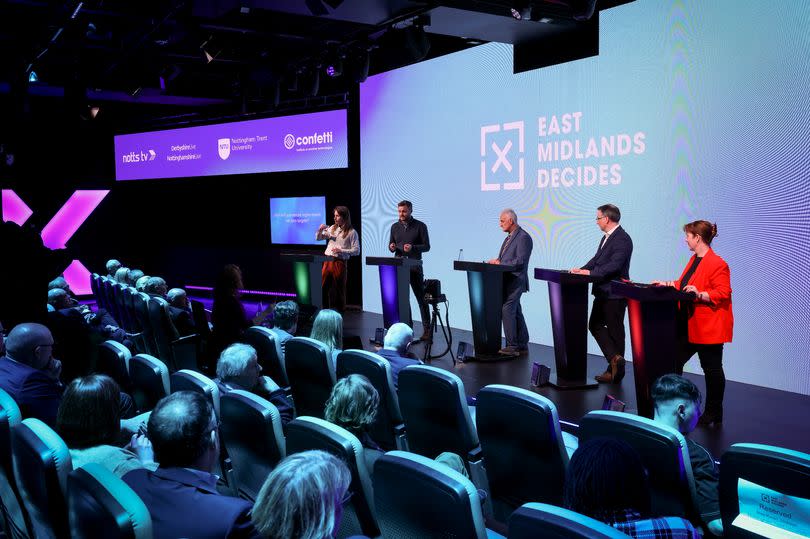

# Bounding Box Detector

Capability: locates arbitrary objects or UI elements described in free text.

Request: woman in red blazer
[653,220,733,426]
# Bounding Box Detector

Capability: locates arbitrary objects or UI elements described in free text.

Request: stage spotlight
[352,50,370,83]
[511,1,532,20]
[89,106,100,119]
[325,57,343,77]
[28,71,38,83]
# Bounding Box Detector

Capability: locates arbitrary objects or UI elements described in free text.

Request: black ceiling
[0,0,633,126]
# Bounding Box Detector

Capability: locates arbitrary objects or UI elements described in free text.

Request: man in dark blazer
[167,288,196,337]
[123,391,259,539]
[488,209,534,356]
[572,204,633,383]
[375,322,422,387]
[0,323,63,426]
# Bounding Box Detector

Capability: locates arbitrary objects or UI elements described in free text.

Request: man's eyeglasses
[595,216,607,221]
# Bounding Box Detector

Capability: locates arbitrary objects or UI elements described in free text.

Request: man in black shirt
[652,374,723,536]
[388,200,431,340]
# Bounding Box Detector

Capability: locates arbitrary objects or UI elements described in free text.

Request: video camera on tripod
[423,279,446,304]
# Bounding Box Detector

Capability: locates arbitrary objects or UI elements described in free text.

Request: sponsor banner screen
[360,0,810,394]
[270,196,326,245]
[114,109,348,181]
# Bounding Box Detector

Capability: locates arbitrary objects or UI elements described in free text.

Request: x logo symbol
[491,140,513,173]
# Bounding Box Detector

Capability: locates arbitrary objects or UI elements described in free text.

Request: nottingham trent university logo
[284,134,295,150]
[218,138,231,160]
[480,121,524,191]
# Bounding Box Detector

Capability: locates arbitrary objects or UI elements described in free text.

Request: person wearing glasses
[652,220,733,426]
[0,322,63,426]
[571,204,633,384]
[123,391,260,539]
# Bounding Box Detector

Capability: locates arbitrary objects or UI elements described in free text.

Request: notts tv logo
[121,149,156,164]
[480,121,524,191]
[283,131,334,150]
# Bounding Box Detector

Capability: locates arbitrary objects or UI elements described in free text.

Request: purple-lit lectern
[366,257,422,328]
[534,269,600,389]
[453,261,521,361]
[280,253,338,309]
[611,281,696,418]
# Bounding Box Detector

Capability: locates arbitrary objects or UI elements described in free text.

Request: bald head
[167,288,188,309]
[145,277,168,297]
[5,323,54,369]
[383,323,414,354]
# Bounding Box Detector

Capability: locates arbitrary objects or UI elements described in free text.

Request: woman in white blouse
[316,205,359,311]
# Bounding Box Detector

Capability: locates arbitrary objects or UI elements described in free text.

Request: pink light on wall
[1,189,33,225]
[40,190,110,249]
[62,260,93,295]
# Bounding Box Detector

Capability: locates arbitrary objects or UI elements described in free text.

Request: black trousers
[410,266,430,332]
[676,341,725,416]
[588,296,627,363]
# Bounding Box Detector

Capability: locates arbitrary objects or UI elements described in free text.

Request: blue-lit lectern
[366,257,422,328]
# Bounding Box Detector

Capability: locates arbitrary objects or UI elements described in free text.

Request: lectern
[534,268,600,389]
[611,281,696,418]
[279,253,337,309]
[453,261,520,361]
[366,257,422,328]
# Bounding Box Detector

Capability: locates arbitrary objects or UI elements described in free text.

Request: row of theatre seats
[16,331,798,539]
[90,273,209,373]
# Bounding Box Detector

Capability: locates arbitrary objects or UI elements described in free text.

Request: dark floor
[341,311,810,459]
[190,296,810,459]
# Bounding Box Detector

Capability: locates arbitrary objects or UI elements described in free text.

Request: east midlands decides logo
[480,121,525,192]
[283,131,334,150]
[121,149,156,163]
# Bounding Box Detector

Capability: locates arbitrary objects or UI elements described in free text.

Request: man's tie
[597,234,607,252]
[499,232,514,259]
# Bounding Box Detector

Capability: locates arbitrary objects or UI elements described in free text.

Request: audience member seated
[57,374,156,477]
[166,287,196,337]
[135,275,150,293]
[212,264,272,357]
[324,374,383,470]
[129,269,145,285]
[309,309,344,364]
[114,267,131,285]
[652,374,722,536]
[215,343,294,427]
[324,373,468,482]
[48,288,128,344]
[375,322,421,388]
[48,275,78,300]
[564,437,700,539]
[0,322,63,426]
[106,259,122,279]
[144,276,168,298]
[251,450,350,539]
[123,391,259,539]
[270,300,298,355]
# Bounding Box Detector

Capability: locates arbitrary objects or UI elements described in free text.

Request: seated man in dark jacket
[214,343,294,427]
[123,392,259,539]
[375,322,421,388]
[0,322,63,426]
[167,287,196,337]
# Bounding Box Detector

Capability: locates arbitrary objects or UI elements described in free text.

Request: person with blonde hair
[310,309,343,362]
[252,450,351,539]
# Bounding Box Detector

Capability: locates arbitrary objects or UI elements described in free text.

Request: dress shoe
[498,346,520,356]
[611,355,627,384]
[595,370,613,383]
